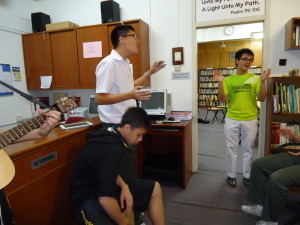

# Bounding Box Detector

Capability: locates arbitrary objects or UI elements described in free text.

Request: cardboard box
[46,21,79,31]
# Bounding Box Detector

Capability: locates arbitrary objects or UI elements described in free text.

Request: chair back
[205,97,218,108]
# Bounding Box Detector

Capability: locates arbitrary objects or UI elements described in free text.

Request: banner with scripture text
[196,0,265,22]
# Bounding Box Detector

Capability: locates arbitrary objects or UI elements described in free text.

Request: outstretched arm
[14,110,61,143]
[277,128,300,156]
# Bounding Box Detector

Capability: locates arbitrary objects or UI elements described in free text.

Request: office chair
[274,143,300,225]
[204,96,225,124]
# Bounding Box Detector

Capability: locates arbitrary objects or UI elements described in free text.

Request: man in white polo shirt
[95,24,166,127]
[95,24,165,225]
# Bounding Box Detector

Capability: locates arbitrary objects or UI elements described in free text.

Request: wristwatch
[144,72,150,79]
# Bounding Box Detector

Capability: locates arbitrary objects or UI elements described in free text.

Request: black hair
[235,48,254,67]
[235,48,254,60]
[110,24,135,48]
[120,107,151,129]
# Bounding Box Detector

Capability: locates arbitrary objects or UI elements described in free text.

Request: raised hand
[261,68,271,81]
[213,69,224,83]
[277,128,296,140]
[149,60,166,75]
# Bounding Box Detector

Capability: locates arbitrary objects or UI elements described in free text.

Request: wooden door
[76,25,110,89]
[49,30,80,89]
[22,33,53,90]
[107,20,149,82]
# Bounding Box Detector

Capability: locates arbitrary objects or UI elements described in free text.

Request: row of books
[271,122,300,147]
[166,111,192,120]
[199,89,218,94]
[273,82,300,113]
[199,67,261,76]
[199,83,218,88]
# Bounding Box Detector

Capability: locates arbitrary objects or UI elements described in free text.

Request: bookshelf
[265,77,300,155]
[285,17,300,50]
[198,67,262,107]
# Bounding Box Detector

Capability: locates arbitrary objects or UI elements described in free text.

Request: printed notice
[172,72,190,80]
[83,41,102,58]
[196,0,265,22]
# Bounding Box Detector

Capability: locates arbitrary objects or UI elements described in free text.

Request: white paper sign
[196,0,265,22]
[40,76,52,89]
[83,41,102,58]
[172,72,190,80]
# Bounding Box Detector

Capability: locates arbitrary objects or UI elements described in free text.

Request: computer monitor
[139,89,170,116]
[88,95,98,117]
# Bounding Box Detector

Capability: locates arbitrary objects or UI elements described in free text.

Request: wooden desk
[4,117,101,225]
[137,119,192,188]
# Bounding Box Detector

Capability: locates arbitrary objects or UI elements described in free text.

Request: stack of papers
[165,111,192,120]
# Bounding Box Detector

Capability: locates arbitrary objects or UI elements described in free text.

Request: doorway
[196,22,264,174]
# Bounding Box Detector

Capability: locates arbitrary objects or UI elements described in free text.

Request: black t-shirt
[69,128,128,210]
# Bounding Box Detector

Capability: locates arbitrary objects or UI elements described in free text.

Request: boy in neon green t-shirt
[214,48,270,188]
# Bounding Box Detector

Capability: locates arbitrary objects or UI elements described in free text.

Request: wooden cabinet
[22,28,80,90]
[285,17,300,50]
[265,77,300,155]
[5,117,101,225]
[76,25,109,89]
[22,33,53,90]
[50,29,80,89]
[22,19,150,90]
[137,119,192,188]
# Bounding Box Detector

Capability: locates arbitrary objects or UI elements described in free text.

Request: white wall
[0,0,36,129]
[197,22,264,42]
[267,0,300,74]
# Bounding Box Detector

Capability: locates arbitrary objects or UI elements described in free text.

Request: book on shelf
[296,25,300,46]
[273,82,300,113]
[273,95,278,113]
[166,111,192,120]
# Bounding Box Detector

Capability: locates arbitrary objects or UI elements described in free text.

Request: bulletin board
[0,64,14,96]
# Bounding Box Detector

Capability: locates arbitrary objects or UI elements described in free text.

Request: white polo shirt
[96,50,136,124]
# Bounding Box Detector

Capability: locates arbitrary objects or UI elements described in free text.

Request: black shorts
[75,179,155,225]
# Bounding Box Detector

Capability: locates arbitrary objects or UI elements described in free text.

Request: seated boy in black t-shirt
[69,107,165,225]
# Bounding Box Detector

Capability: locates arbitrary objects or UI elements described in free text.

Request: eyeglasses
[122,34,137,40]
[240,57,254,63]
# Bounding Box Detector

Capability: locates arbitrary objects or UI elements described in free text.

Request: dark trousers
[247,153,300,222]
[76,198,117,225]
[0,189,14,225]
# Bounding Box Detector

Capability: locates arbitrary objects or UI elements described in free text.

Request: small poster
[83,41,102,58]
[12,67,21,81]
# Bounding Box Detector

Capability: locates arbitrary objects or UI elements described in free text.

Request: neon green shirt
[223,73,260,121]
